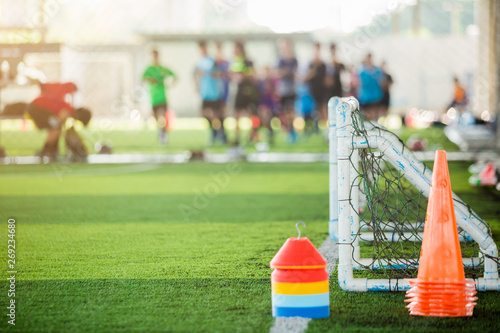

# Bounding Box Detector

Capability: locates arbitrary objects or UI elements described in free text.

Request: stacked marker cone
[405,150,477,317]
[270,237,329,318]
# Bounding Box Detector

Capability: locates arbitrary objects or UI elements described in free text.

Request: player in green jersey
[142,49,177,144]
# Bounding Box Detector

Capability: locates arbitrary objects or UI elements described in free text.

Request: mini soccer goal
[328,97,500,291]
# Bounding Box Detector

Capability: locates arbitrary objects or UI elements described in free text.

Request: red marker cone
[405,150,477,317]
[478,162,497,186]
[270,222,329,318]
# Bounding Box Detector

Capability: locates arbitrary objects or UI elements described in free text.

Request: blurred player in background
[214,42,229,143]
[346,65,359,98]
[305,43,327,128]
[277,39,298,144]
[142,49,177,144]
[295,82,316,136]
[194,41,225,145]
[357,53,383,121]
[380,61,393,117]
[447,76,467,111]
[257,66,278,143]
[27,82,91,161]
[230,41,259,145]
[325,43,345,101]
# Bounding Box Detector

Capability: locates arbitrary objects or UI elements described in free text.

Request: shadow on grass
[0,193,329,224]
[0,278,273,333]
[4,277,499,333]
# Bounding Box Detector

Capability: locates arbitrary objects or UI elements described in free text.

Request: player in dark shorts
[277,39,298,143]
[195,41,225,144]
[215,42,229,143]
[28,82,91,161]
[305,43,327,127]
[357,53,384,121]
[230,42,259,145]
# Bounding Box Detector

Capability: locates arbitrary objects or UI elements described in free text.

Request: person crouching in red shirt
[28,82,91,160]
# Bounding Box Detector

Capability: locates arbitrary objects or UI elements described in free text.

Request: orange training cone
[405,150,477,317]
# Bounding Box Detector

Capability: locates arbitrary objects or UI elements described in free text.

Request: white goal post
[328,97,500,291]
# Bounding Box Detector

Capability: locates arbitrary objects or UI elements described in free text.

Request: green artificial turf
[0,161,499,332]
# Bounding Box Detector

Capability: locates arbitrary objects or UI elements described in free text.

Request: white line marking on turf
[318,236,339,275]
[270,317,311,333]
[2,150,498,166]
[0,164,161,178]
[62,164,162,177]
[269,237,338,333]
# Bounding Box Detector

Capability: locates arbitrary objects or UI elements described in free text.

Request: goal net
[328,97,500,291]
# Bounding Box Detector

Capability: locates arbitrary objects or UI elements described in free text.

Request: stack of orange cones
[405,150,477,317]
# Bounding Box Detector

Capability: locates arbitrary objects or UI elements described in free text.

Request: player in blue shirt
[357,53,384,121]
